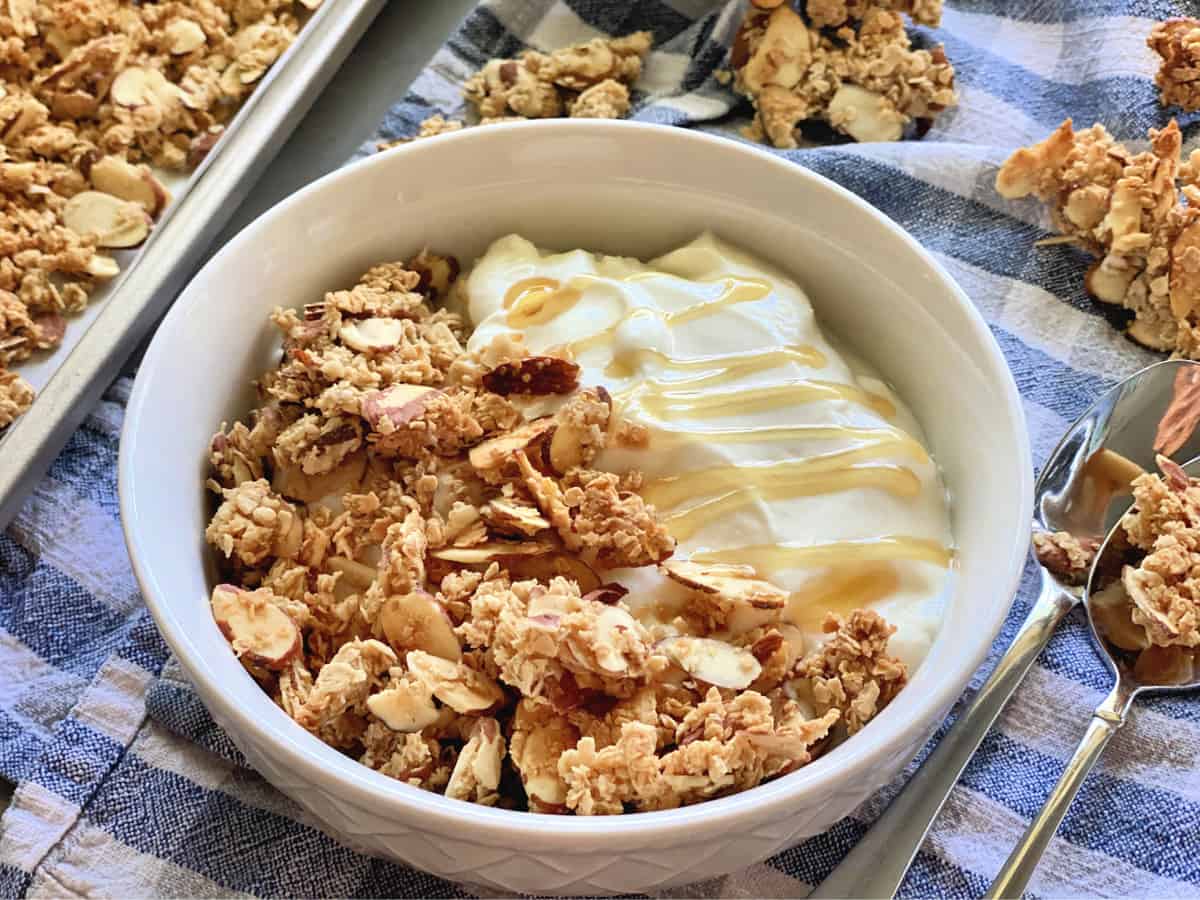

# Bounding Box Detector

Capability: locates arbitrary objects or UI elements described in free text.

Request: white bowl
[120,120,1032,895]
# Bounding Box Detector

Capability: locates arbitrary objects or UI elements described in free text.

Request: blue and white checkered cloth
[4,1,1200,896]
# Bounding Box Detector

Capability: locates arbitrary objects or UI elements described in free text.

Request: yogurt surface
[463,232,953,671]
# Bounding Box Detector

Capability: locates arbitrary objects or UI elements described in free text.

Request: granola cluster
[0,0,320,427]
[731,0,956,148]
[995,119,1200,355]
[205,252,910,813]
[1089,456,1200,685]
[380,31,653,151]
[1148,18,1200,113]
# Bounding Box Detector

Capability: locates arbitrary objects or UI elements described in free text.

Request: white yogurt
[464,233,953,671]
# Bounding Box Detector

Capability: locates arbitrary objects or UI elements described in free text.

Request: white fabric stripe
[930,252,1159,379]
[639,50,691,94]
[940,10,1158,84]
[27,822,250,899]
[8,477,140,614]
[998,665,1200,801]
[0,627,87,739]
[928,84,1054,150]
[481,0,602,48]
[0,783,80,874]
[70,658,153,747]
[928,784,1194,897]
[130,723,308,825]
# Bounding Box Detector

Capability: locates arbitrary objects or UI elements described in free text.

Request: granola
[1148,18,1200,112]
[731,0,956,148]
[0,0,320,427]
[994,118,1200,355]
[206,249,914,813]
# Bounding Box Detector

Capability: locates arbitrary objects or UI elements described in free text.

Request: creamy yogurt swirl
[464,232,953,671]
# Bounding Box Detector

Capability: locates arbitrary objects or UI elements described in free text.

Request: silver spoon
[986,452,1200,897]
[812,358,1200,899]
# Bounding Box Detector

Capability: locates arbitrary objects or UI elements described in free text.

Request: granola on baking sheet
[0,0,322,428]
[730,0,956,148]
[994,118,1200,356]
[204,250,914,813]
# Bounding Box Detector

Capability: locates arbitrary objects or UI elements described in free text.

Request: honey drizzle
[662,466,921,541]
[643,442,924,509]
[690,536,953,575]
[503,277,583,328]
[626,380,897,420]
[605,344,828,384]
[785,564,902,631]
[650,422,929,462]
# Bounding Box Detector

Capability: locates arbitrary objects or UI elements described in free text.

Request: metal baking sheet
[0,0,385,528]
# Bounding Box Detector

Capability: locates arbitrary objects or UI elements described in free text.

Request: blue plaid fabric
[4,1,1200,896]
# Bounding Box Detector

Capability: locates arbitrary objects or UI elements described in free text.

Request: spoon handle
[809,572,1076,900]
[985,682,1135,898]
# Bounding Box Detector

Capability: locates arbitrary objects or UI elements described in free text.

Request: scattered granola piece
[731,2,956,147]
[994,119,1200,355]
[1032,531,1100,586]
[461,32,651,126]
[794,610,907,734]
[1148,19,1200,112]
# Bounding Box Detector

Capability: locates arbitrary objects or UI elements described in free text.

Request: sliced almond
[581,584,628,605]
[61,191,151,248]
[657,635,762,689]
[468,417,555,471]
[327,555,375,591]
[827,85,904,143]
[591,605,642,674]
[482,497,550,536]
[445,717,504,801]
[366,678,439,732]
[1090,582,1150,652]
[211,584,300,671]
[189,128,224,166]
[84,253,120,280]
[661,559,787,609]
[89,155,170,217]
[407,650,505,714]
[272,448,366,504]
[740,4,810,93]
[1085,261,1135,305]
[111,66,184,111]
[482,356,580,396]
[379,591,461,662]
[1134,644,1196,685]
[502,553,602,593]
[164,19,207,55]
[430,541,555,564]
[339,316,407,353]
[362,383,438,432]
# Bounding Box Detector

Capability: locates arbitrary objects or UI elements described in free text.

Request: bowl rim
[120,118,1033,841]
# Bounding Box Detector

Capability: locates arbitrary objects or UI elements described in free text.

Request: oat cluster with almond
[731,0,956,147]
[0,0,319,428]
[995,119,1200,356]
[1077,457,1200,686]
[204,252,908,813]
